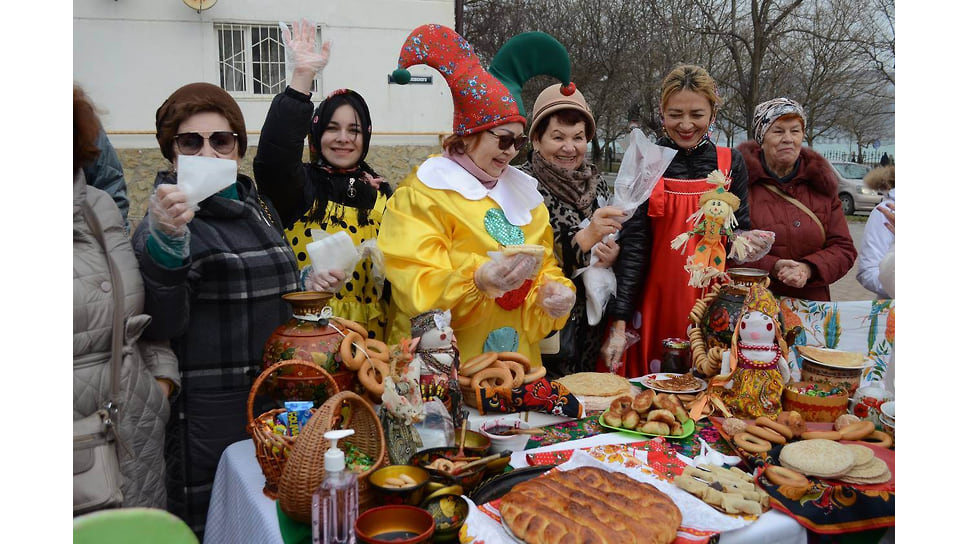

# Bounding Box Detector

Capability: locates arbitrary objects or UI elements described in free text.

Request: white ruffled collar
[415,156,544,226]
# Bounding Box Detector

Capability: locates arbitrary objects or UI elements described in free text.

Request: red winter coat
[737,141,856,301]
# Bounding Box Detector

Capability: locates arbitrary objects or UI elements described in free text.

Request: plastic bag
[412,399,454,450]
[577,129,677,324]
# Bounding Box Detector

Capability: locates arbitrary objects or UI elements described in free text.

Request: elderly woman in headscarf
[131,82,299,536]
[255,20,392,339]
[738,97,857,300]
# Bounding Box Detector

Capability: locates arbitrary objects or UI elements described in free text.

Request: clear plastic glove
[731,229,775,263]
[537,281,575,319]
[147,184,194,259]
[592,238,620,268]
[361,171,384,190]
[474,253,540,298]
[302,266,347,292]
[601,324,627,372]
[281,20,331,74]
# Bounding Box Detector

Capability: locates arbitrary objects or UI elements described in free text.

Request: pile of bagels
[456,351,546,411]
[722,412,893,456]
[721,412,894,495]
[602,389,690,436]
[333,317,391,403]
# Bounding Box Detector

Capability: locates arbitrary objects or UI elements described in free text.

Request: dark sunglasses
[487,130,528,151]
[174,131,238,155]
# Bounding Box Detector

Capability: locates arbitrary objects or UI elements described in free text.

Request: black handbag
[74,201,125,515]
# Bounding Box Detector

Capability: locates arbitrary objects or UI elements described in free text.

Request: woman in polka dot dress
[254,21,391,339]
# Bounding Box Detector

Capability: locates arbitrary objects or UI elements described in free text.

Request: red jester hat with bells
[391,24,576,136]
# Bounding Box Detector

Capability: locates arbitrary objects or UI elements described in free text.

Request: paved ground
[830,216,878,301]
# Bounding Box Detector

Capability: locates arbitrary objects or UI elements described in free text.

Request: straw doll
[718,283,791,419]
[671,170,754,287]
[380,337,425,464]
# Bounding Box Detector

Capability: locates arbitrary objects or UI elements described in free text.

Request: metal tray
[469,465,554,504]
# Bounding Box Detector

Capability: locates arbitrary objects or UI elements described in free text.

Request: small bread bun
[647,409,676,426]
[834,413,861,431]
[603,409,624,427]
[636,420,671,435]
[621,408,640,429]
[632,389,655,414]
[610,395,633,413]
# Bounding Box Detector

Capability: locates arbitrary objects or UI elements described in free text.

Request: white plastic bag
[577,129,678,325]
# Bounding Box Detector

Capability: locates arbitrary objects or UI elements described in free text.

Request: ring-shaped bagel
[460,352,498,377]
[357,360,385,397]
[522,365,547,384]
[471,367,513,390]
[496,351,532,372]
[340,331,367,371]
[333,317,367,338]
[457,374,472,388]
[839,420,876,441]
[733,431,772,453]
[800,430,843,441]
[755,416,794,440]
[859,429,892,448]
[744,423,787,444]
[765,464,810,488]
[364,338,390,363]
[493,360,525,388]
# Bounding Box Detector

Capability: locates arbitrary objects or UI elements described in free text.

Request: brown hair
[530,109,590,142]
[660,64,721,113]
[155,82,247,162]
[442,132,485,155]
[74,85,101,173]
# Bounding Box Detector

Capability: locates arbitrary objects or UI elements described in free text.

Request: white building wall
[73,0,455,148]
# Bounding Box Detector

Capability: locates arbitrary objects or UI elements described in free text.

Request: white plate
[632,373,708,394]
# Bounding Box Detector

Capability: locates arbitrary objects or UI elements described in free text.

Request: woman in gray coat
[74,85,180,510]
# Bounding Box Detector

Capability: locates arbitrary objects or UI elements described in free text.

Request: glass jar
[660,338,691,374]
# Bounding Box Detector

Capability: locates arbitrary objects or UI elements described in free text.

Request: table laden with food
[203,267,894,544]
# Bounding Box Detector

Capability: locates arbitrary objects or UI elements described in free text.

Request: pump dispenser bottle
[312,429,359,544]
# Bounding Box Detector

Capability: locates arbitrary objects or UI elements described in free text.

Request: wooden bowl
[420,493,469,543]
[453,429,491,458]
[408,447,487,491]
[354,505,435,544]
[782,381,849,422]
[368,465,431,507]
[799,354,864,396]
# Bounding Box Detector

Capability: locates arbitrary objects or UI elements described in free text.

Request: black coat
[609,137,751,321]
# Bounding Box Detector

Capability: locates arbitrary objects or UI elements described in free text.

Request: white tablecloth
[204,419,807,543]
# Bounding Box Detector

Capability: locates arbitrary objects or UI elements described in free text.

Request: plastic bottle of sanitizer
[311,429,359,544]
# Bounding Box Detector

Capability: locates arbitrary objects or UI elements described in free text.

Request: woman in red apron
[602,65,752,378]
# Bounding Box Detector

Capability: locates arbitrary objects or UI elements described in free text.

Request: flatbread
[501,244,546,258]
[796,345,866,368]
[846,444,875,466]
[558,372,631,397]
[843,457,889,479]
[779,439,855,478]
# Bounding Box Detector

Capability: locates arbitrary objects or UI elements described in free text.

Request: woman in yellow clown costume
[379,25,576,369]
[254,20,391,339]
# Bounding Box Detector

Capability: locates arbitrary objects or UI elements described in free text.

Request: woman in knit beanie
[131,81,299,538]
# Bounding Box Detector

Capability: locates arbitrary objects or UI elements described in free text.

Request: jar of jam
[660,338,691,374]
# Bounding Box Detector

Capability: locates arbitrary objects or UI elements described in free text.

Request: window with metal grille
[215,23,319,96]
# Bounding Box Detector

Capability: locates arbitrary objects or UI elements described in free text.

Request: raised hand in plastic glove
[730,229,775,263]
[601,322,628,372]
[281,19,331,74]
[537,281,576,319]
[302,266,347,292]
[474,253,540,298]
[147,184,194,259]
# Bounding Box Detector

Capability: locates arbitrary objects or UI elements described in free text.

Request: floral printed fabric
[779,297,895,385]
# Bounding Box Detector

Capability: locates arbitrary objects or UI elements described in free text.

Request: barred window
[215,23,319,96]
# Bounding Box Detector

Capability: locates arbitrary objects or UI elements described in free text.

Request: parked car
[829,161,882,215]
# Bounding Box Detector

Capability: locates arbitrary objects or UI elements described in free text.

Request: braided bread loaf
[499,466,681,544]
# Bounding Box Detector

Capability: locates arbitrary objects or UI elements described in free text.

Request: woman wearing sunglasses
[517,84,625,379]
[131,82,299,537]
[378,25,576,373]
[254,21,392,340]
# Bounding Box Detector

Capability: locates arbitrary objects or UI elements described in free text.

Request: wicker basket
[247,359,339,499]
[278,390,388,523]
